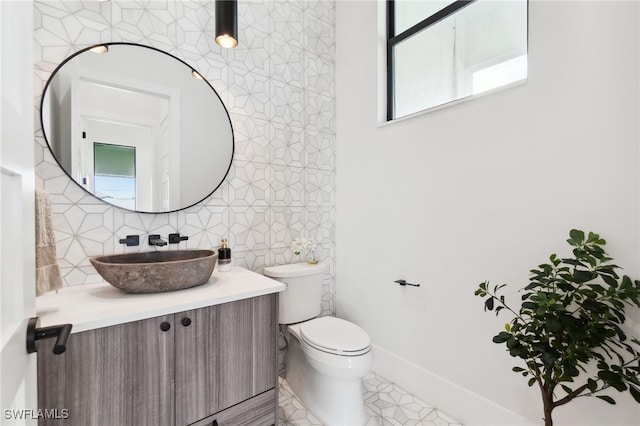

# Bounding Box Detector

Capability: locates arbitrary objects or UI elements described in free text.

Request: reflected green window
[94,143,135,177]
[94,142,136,210]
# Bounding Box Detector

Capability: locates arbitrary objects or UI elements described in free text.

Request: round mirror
[41,42,234,213]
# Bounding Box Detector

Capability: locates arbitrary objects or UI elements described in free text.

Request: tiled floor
[278,372,463,426]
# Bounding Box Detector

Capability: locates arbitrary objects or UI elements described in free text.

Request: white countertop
[36,266,285,333]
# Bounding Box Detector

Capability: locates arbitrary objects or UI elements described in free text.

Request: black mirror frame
[40,42,234,214]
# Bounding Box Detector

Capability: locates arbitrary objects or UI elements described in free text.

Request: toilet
[264,262,373,426]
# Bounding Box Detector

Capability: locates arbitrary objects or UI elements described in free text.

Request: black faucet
[168,233,189,244]
[118,235,140,246]
[148,234,167,247]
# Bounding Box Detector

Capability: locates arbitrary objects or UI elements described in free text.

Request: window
[93,143,137,210]
[387,0,528,120]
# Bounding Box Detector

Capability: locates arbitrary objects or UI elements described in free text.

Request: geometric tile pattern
[278,373,464,426]
[33,0,336,317]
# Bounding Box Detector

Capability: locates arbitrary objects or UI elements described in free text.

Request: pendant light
[89,44,109,54]
[215,0,238,48]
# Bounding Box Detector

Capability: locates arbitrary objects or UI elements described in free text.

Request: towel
[35,189,63,296]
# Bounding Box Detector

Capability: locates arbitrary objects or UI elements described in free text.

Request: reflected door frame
[73,69,181,211]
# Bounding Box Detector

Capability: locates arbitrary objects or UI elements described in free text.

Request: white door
[0,1,38,424]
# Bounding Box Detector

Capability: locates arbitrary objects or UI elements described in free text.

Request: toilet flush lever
[394,279,420,287]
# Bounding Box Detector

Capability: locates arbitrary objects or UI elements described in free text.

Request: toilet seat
[299,316,371,356]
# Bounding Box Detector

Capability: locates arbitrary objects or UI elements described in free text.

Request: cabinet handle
[181,317,192,327]
[160,322,171,332]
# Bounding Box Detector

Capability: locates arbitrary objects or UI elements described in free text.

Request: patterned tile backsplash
[33,0,336,316]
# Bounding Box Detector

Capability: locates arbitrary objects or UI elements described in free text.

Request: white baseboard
[371,344,535,426]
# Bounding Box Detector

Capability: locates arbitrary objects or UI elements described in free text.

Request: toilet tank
[263,262,329,324]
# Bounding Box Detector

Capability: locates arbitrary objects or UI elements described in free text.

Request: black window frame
[386,0,476,121]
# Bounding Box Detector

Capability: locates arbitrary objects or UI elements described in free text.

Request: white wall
[336,1,640,425]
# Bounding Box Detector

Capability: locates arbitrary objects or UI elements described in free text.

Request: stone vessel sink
[90,250,218,294]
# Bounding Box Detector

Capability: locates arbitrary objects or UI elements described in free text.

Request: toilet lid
[300,316,371,356]
[263,262,328,278]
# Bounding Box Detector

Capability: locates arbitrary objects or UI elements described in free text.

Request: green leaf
[528,377,537,387]
[493,332,511,344]
[627,375,640,387]
[546,316,562,332]
[613,382,628,392]
[596,395,616,405]
[524,282,539,291]
[598,371,627,391]
[561,384,574,395]
[587,378,598,392]
[573,270,595,283]
[587,231,605,245]
[629,386,640,404]
[583,299,604,312]
[563,258,586,267]
[565,364,580,377]
[569,229,585,246]
[601,274,619,288]
[611,309,626,323]
[598,267,620,278]
[510,346,529,359]
[512,366,526,373]
[484,297,494,311]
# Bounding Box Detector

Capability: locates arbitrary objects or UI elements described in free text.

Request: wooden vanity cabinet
[37,294,278,426]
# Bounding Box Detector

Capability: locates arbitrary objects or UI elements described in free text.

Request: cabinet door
[175,294,277,425]
[37,315,174,426]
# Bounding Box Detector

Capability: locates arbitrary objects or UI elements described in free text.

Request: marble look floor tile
[279,377,324,425]
[278,372,463,426]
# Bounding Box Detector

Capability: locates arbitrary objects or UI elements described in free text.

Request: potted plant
[475,229,640,426]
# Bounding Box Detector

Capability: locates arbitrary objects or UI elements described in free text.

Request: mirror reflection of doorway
[78,78,175,212]
[93,142,136,210]
[83,117,157,211]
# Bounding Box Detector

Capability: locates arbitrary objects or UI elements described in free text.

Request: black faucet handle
[119,235,140,246]
[168,233,189,244]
